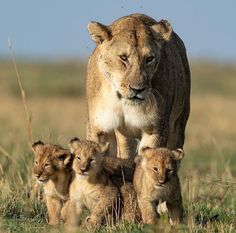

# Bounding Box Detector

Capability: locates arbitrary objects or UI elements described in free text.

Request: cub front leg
[45,196,62,225]
[166,201,183,225]
[87,195,117,227]
[63,200,84,227]
[138,199,158,224]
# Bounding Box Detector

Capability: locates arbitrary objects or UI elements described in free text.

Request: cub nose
[129,85,146,94]
[158,177,166,184]
[80,166,88,172]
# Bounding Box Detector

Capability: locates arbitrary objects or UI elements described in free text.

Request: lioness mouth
[130,96,145,101]
[116,91,145,101]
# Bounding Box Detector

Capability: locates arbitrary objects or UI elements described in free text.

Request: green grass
[0,59,235,232]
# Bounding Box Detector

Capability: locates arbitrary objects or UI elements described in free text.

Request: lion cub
[32,141,73,225]
[133,147,184,225]
[62,138,119,227]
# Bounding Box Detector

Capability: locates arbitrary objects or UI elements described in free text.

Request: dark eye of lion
[77,156,81,161]
[89,158,94,163]
[58,154,66,161]
[120,54,128,62]
[44,163,50,168]
[166,169,173,176]
[146,56,154,64]
[153,167,158,173]
[34,161,38,165]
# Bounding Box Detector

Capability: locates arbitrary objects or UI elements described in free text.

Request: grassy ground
[0,60,235,232]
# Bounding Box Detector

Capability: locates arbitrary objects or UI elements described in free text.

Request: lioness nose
[129,85,146,93]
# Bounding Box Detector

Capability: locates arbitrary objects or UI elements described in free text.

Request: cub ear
[87,21,111,44]
[139,146,153,159]
[69,137,80,153]
[98,142,110,156]
[151,19,173,42]
[31,140,44,154]
[57,150,72,166]
[134,155,143,164]
[171,148,184,161]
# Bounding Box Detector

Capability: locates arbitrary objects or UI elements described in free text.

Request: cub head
[137,147,184,187]
[69,137,109,176]
[88,14,172,103]
[32,140,73,184]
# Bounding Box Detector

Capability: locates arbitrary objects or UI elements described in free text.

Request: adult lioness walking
[86,14,190,159]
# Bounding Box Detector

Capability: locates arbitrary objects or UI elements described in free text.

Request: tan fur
[32,141,73,225]
[133,147,184,225]
[62,139,119,228]
[86,13,190,159]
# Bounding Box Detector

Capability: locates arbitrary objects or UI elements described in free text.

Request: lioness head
[137,147,184,187]
[69,138,109,176]
[32,141,73,184]
[88,14,172,102]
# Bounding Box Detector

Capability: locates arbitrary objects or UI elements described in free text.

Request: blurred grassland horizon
[0,59,235,232]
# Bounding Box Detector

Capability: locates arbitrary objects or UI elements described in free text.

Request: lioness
[86,13,190,159]
[32,141,73,225]
[133,147,184,225]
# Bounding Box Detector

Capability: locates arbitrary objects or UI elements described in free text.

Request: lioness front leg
[138,199,158,224]
[138,132,162,154]
[115,129,137,159]
[45,196,62,225]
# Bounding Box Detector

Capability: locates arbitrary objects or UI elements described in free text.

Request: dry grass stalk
[8,38,34,146]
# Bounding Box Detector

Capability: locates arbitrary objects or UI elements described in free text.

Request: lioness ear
[69,137,80,153]
[171,148,184,161]
[151,19,173,41]
[87,21,111,44]
[31,140,44,155]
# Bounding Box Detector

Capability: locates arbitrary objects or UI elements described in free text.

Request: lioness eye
[34,161,38,165]
[89,158,94,163]
[44,163,50,168]
[120,54,128,62]
[146,56,154,64]
[153,167,158,173]
[77,156,81,161]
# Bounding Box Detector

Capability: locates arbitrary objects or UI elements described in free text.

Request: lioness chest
[92,89,157,134]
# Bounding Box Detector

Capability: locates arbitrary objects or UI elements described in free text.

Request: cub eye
[146,56,154,65]
[120,54,128,62]
[89,158,94,163]
[44,163,50,168]
[77,156,81,161]
[58,154,66,161]
[153,167,158,173]
[34,161,38,165]
[167,169,173,176]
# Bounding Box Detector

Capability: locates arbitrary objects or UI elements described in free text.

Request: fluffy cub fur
[133,147,184,225]
[32,141,73,225]
[62,138,119,227]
